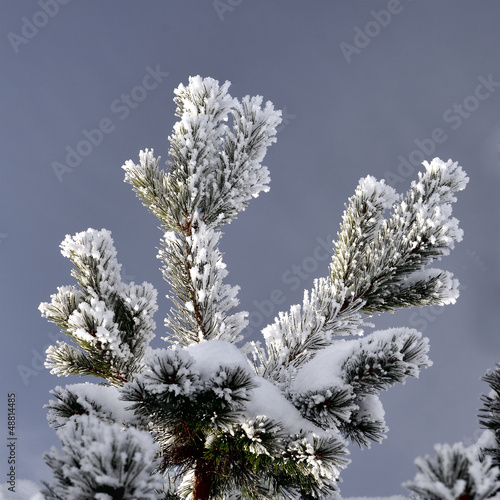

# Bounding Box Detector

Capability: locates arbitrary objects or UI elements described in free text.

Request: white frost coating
[45,414,163,500]
[401,158,469,256]
[356,175,398,210]
[405,440,500,500]
[473,428,497,452]
[60,228,123,294]
[39,284,84,317]
[403,268,460,305]
[186,340,327,436]
[47,383,135,428]
[67,298,131,359]
[359,327,432,376]
[40,228,158,375]
[170,77,235,207]
[137,348,200,398]
[257,277,365,384]
[294,328,430,397]
[123,148,157,174]
[161,219,248,343]
[164,76,282,227]
[422,158,470,200]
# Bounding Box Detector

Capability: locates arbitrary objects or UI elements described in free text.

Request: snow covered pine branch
[403,363,500,499]
[38,76,468,499]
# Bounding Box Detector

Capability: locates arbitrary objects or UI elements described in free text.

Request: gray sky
[1,1,500,497]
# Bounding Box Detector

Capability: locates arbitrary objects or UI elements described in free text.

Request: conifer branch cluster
[404,364,500,499]
[39,76,468,499]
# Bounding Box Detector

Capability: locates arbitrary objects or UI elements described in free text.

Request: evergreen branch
[41,75,469,499]
[330,176,398,290]
[478,364,500,468]
[123,78,280,352]
[291,387,356,430]
[45,341,129,386]
[256,277,365,383]
[123,150,177,231]
[45,386,104,429]
[160,220,247,345]
[338,404,388,449]
[340,159,468,314]
[40,229,158,385]
[253,159,466,388]
[404,442,500,500]
[120,347,259,479]
[342,328,431,396]
[45,383,136,430]
[289,329,430,447]
[166,77,235,228]
[42,415,163,500]
[205,95,281,227]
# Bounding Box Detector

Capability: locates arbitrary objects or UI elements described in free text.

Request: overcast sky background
[1,1,500,497]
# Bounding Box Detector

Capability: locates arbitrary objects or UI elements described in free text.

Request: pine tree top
[40,76,468,500]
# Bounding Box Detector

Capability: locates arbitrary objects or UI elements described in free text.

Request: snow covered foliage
[404,363,500,499]
[291,328,431,448]
[39,76,468,499]
[253,158,467,388]
[479,364,500,470]
[42,415,163,500]
[159,221,248,345]
[45,382,138,430]
[39,228,157,385]
[403,438,500,499]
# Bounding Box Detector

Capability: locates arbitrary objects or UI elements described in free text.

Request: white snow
[292,340,356,393]
[247,376,322,435]
[186,340,328,436]
[48,382,136,428]
[356,394,385,423]
[186,339,252,375]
